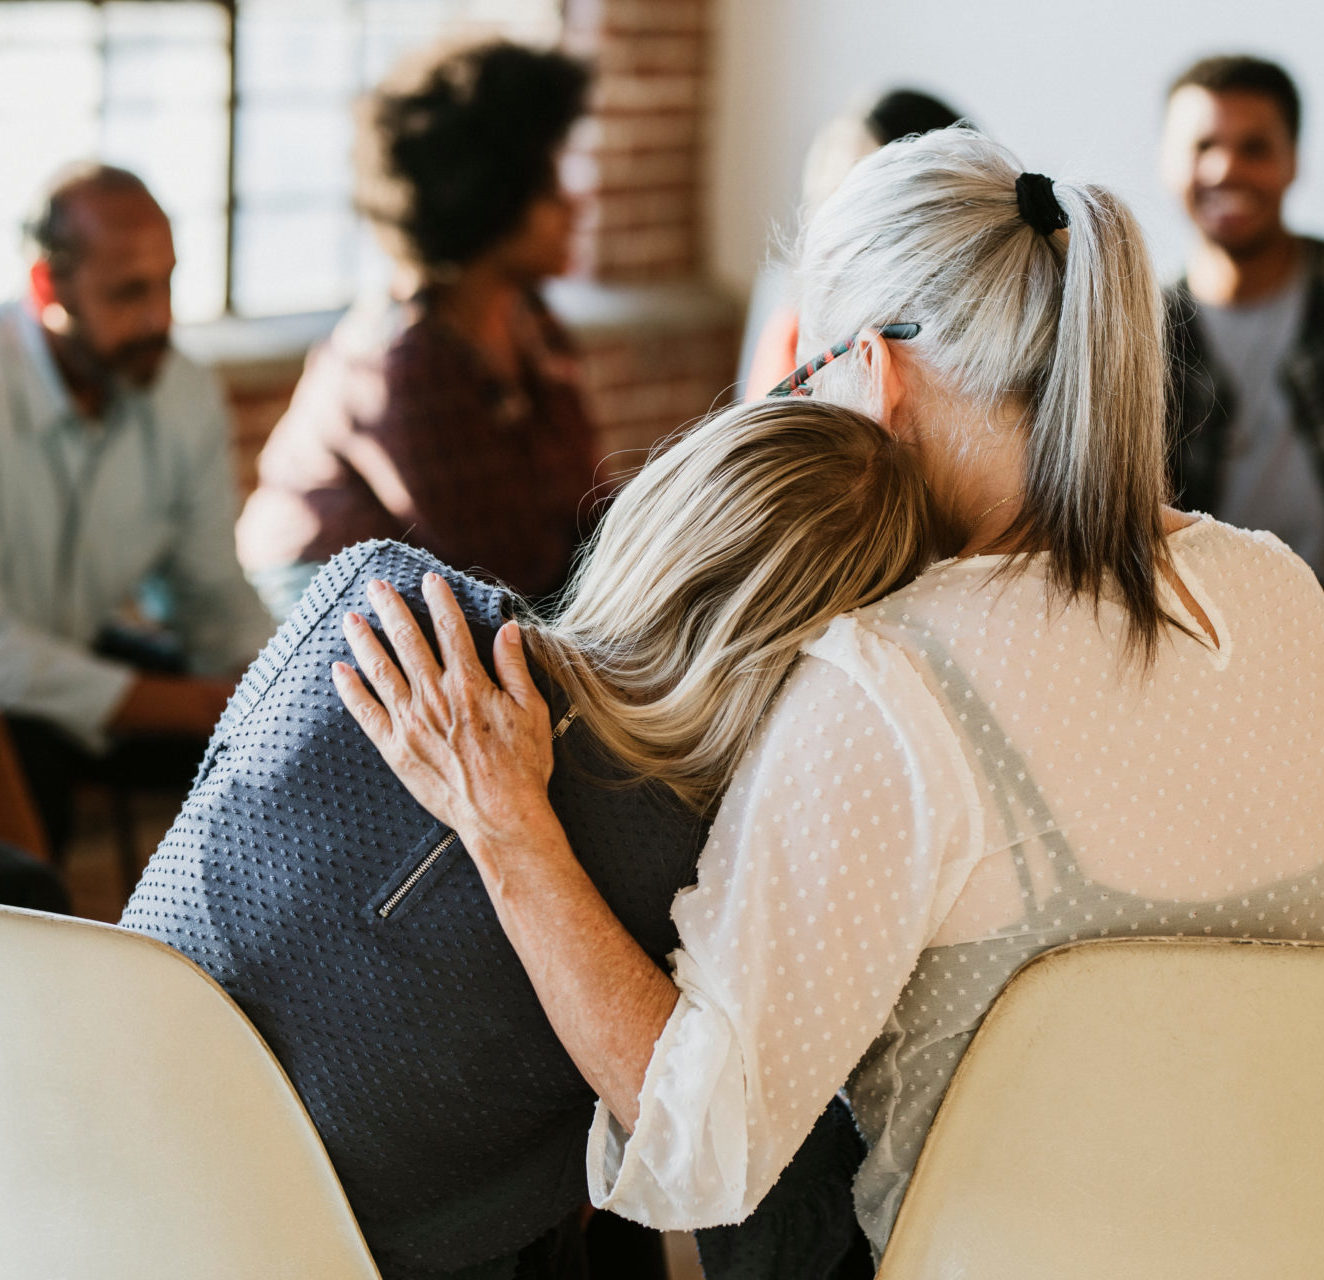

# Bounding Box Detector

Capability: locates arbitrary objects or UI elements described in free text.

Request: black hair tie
[1015,171,1068,235]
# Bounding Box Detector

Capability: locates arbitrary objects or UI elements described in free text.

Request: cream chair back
[877,936,1324,1280]
[0,904,381,1279]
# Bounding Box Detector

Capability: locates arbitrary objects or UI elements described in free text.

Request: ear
[29,259,73,335]
[28,259,56,310]
[856,328,911,435]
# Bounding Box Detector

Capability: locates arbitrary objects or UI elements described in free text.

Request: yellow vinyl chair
[0,904,381,1279]
[876,936,1324,1280]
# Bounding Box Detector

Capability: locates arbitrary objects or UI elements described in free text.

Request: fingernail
[367,579,385,596]
[345,611,363,626]
[331,661,349,677]
[424,572,440,586]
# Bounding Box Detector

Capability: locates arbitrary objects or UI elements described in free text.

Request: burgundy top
[237,289,599,600]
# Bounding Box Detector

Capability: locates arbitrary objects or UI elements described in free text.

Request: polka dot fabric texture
[587,518,1324,1255]
[122,540,708,1279]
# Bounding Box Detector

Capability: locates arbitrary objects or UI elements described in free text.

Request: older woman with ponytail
[337,129,1324,1257]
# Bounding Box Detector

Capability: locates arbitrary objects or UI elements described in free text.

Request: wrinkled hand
[332,574,555,853]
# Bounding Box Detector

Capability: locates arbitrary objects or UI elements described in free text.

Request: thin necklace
[973,494,1015,524]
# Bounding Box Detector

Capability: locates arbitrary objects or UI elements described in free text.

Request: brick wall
[576,312,737,480]
[219,0,738,497]
[229,385,294,497]
[561,0,737,473]
[562,0,708,282]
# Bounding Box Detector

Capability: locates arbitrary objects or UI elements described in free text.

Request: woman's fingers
[331,660,394,745]
[422,573,487,681]
[366,578,444,689]
[333,572,559,841]
[494,620,546,715]
[341,609,412,707]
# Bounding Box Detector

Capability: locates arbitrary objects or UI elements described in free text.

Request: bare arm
[332,574,676,1128]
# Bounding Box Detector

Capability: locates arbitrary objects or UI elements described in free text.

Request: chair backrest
[877,936,1324,1280]
[0,904,381,1279]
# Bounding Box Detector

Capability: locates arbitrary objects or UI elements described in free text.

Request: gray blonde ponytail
[1024,180,1170,660]
[796,128,1173,661]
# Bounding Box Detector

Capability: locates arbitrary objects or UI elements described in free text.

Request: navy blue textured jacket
[123,541,708,1277]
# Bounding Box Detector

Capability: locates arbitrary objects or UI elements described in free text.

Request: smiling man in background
[1162,55,1324,578]
[0,163,271,856]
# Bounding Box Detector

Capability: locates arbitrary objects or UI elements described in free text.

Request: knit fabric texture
[122,540,707,1278]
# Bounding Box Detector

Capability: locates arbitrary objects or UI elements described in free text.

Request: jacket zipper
[378,830,458,919]
[377,704,579,920]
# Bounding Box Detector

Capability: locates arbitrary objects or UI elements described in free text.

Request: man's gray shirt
[1165,237,1324,581]
[0,301,272,748]
[1196,270,1324,576]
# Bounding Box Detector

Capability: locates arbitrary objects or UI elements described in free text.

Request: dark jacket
[123,541,706,1278]
[1165,236,1324,515]
[124,539,872,1280]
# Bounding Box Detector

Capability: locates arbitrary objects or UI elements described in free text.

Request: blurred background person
[1162,54,1324,578]
[0,163,270,857]
[237,40,600,619]
[739,88,967,399]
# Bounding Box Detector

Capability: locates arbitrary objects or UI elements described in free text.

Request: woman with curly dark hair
[238,41,598,617]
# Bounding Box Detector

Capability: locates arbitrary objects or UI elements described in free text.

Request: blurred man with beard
[0,164,271,856]
[1162,55,1324,578]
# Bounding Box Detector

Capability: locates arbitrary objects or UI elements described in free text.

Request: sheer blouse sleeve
[587,618,985,1228]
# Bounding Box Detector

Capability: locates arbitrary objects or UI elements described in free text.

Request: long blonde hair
[798,128,1173,661]
[524,399,932,812]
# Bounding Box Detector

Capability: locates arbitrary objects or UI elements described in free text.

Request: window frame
[11,0,567,320]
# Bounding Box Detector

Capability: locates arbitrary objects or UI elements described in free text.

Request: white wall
[708,0,1324,296]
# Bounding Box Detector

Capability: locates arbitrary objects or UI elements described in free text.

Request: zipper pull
[551,706,578,740]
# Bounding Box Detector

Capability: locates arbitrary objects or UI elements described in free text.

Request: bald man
[0,164,271,855]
